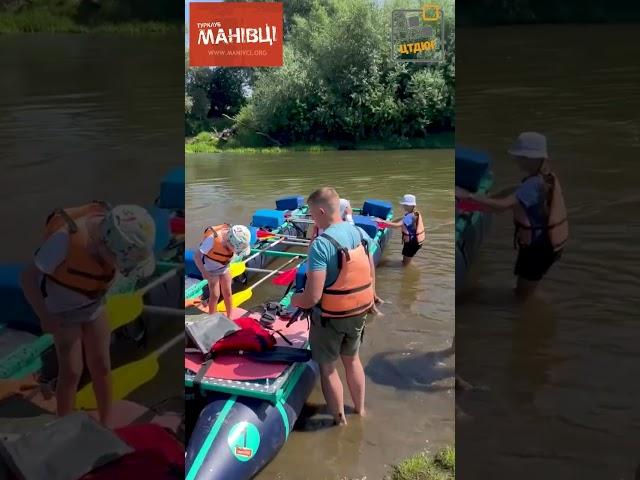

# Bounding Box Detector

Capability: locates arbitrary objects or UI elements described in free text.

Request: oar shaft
[156,332,184,356]
[250,255,301,289]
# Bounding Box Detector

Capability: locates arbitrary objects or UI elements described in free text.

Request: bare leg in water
[319,362,347,426]
[515,277,539,301]
[341,354,366,416]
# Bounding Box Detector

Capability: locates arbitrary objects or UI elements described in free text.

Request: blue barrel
[185,362,318,480]
[251,210,285,230]
[353,215,378,240]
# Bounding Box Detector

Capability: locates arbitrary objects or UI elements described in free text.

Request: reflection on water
[0,34,184,262]
[186,151,455,479]
[457,25,640,479]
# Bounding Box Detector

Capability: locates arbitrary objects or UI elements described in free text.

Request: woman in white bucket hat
[378,193,426,266]
[20,202,156,427]
[456,132,568,299]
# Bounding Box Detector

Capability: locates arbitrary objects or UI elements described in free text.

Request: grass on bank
[386,446,455,480]
[0,9,181,34]
[185,131,454,154]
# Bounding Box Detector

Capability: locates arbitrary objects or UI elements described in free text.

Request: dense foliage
[185,0,455,147]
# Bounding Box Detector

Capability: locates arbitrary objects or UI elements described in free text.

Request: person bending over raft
[292,187,381,426]
[380,194,425,266]
[457,132,568,300]
[20,203,156,427]
[195,223,251,317]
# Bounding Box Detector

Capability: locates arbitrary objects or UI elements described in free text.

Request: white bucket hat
[508,132,548,159]
[101,205,156,280]
[400,194,417,206]
[228,224,252,257]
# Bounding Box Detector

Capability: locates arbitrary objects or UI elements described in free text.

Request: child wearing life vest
[20,203,156,427]
[194,224,251,317]
[456,132,569,299]
[380,194,426,265]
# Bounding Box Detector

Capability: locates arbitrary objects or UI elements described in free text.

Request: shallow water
[186,151,455,479]
[456,25,640,479]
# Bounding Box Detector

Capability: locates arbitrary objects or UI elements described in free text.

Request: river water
[456,25,640,479]
[0,34,184,262]
[186,151,455,479]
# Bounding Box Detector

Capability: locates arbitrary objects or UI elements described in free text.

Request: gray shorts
[309,308,366,364]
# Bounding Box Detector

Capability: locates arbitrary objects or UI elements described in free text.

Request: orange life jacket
[401,211,426,244]
[44,202,116,298]
[319,230,374,319]
[513,173,568,251]
[202,224,234,265]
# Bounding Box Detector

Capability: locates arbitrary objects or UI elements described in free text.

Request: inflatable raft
[184,198,393,480]
[455,147,493,292]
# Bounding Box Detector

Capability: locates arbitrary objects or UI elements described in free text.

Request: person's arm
[488,185,518,199]
[20,262,51,321]
[195,238,213,278]
[291,269,326,309]
[469,192,517,212]
[377,216,404,228]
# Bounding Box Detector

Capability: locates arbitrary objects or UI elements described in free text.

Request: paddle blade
[256,229,276,239]
[106,294,143,332]
[75,354,161,409]
[272,267,297,286]
[217,288,253,312]
[229,261,247,278]
[457,199,486,212]
[376,221,390,229]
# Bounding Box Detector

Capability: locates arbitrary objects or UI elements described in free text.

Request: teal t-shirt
[308,222,374,287]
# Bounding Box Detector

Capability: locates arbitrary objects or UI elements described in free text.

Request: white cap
[228,224,252,257]
[399,194,417,206]
[508,132,548,159]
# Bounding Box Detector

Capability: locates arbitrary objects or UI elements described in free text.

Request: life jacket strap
[323,282,372,295]
[320,302,374,317]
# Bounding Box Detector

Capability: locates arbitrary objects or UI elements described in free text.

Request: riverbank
[0,8,181,33]
[185,132,455,154]
[385,447,455,480]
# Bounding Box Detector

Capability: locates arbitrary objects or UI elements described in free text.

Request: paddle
[217,255,302,312]
[75,332,183,410]
[272,267,298,286]
[456,199,487,212]
[107,267,181,332]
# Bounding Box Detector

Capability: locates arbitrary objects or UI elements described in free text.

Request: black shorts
[402,239,423,258]
[514,243,562,281]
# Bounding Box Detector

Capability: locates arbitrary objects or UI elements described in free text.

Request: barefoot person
[20,203,156,426]
[456,132,568,300]
[194,223,251,317]
[292,187,378,425]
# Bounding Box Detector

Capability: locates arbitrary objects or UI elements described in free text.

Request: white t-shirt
[35,230,108,318]
[199,236,233,274]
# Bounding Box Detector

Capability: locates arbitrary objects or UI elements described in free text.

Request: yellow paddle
[76,333,183,410]
[216,255,302,312]
[107,268,180,332]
